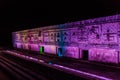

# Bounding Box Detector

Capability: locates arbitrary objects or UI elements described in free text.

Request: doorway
[40,46,44,54]
[82,50,88,60]
[58,48,63,57]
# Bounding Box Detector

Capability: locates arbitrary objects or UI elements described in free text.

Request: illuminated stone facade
[13,14,120,63]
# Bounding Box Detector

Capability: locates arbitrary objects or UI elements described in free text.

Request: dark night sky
[0,0,120,47]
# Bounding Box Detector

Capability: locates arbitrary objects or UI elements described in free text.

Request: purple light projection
[43,45,56,54]
[12,14,120,63]
[89,48,118,63]
[62,47,79,59]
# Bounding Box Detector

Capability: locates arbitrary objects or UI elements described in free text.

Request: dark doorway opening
[82,50,88,60]
[40,46,44,54]
[58,48,63,57]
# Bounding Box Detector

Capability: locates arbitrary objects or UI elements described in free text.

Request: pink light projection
[23,43,29,50]
[87,25,101,44]
[12,14,120,63]
[101,23,118,43]
[29,44,39,51]
[62,47,79,59]
[89,48,118,63]
[16,43,22,49]
[43,45,57,54]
